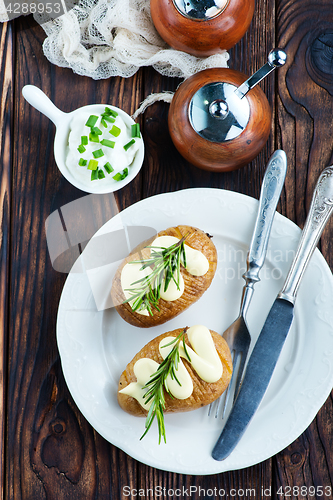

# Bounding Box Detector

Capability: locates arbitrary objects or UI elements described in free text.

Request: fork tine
[233,350,247,402]
[209,349,240,419]
[209,382,231,419]
[221,377,232,419]
[208,390,224,417]
[207,336,249,418]
[213,390,224,418]
[221,349,240,418]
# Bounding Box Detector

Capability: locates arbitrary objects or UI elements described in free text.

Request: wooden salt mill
[150,0,255,56]
[168,49,287,172]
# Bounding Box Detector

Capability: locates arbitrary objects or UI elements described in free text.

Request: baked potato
[118,326,233,417]
[110,225,217,327]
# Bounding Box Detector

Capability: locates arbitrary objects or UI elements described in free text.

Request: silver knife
[212,165,333,461]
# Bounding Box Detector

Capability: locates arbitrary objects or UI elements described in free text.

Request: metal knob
[209,99,229,119]
[268,48,287,68]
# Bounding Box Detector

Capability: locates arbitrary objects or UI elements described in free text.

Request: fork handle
[243,150,287,294]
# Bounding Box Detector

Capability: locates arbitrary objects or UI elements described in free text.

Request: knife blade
[212,165,333,461]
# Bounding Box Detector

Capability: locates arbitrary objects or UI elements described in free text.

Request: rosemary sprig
[140,328,191,443]
[124,234,188,315]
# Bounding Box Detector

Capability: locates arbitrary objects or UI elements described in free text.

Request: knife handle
[243,150,287,289]
[279,166,333,304]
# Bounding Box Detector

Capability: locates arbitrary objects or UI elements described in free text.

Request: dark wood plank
[277,0,333,227]
[274,395,333,500]
[0,20,13,500]
[274,0,333,496]
[7,15,145,499]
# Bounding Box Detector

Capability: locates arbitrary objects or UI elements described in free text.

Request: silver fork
[209,150,287,418]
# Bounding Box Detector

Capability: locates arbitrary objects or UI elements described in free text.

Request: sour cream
[65,107,142,188]
[119,325,222,408]
[121,235,209,315]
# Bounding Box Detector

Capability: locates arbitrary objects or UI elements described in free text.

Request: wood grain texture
[0,20,13,500]
[7,15,144,499]
[274,0,333,497]
[277,0,333,227]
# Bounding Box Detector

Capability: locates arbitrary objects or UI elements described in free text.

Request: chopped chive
[112,173,122,181]
[81,135,88,145]
[98,168,106,179]
[101,118,107,128]
[124,139,135,151]
[91,169,99,181]
[102,115,116,124]
[92,149,104,158]
[100,139,115,148]
[131,123,141,138]
[105,106,118,118]
[109,125,121,137]
[88,159,98,170]
[78,158,87,166]
[89,133,100,143]
[104,162,114,174]
[85,115,98,127]
[91,126,102,136]
[77,144,86,154]
[113,168,128,181]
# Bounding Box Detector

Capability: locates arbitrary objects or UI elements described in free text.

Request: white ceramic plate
[56,188,333,475]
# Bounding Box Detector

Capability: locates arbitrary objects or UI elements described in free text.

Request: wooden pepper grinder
[168,49,287,172]
[150,0,255,56]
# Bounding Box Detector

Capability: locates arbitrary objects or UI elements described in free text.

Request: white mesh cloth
[0,0,229,80]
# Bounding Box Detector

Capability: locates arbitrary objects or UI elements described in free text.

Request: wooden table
[1,1,333,498]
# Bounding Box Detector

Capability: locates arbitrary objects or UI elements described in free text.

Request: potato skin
[118,328,233,416]
[111,225,217,327]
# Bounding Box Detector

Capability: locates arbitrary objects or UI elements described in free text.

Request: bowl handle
[22,85,66,127]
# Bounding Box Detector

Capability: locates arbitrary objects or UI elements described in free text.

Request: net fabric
[34,0,229,80]
[0,1,7,21]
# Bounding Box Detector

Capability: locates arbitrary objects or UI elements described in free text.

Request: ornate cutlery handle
[243,150,287,287]
[279,166,333,304]
[240,150,287,318]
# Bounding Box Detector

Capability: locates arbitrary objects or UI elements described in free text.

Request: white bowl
[22,85,145,194]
